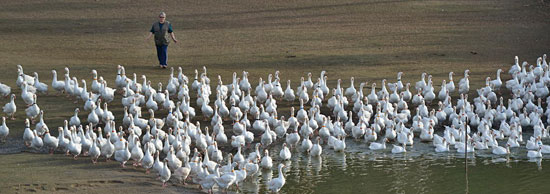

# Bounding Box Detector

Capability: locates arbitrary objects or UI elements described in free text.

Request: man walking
[146,12,178,68]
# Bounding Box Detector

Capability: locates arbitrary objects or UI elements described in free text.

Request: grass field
[0,0,549,193]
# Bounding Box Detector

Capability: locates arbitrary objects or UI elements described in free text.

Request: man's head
[158,12,166,23]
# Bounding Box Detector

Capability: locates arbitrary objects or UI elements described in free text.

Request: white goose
[68,135,82,159]
[174,162,192,185]
[268,164,286,192]
[279,143,292,160]
[492,144,510,155]
[160,159,172,187]
[391,143,406,154]
[283,80,295,101]
[310,137,323,156]
[43,128,58,154]
[345,77,357,98]
[21,82,34,106]
[0,117,8,142]
[91,70,101,93]
[142,146,155,173]
[260,149,273,169]
[333,136,346,152]
[301,135,313,152]
[100,80,116,103]
[3,94,16,120]
[51,70,65,95]
[100,134,115,161]
[25,95,40,122]
[23,119,34,146]
[33,72,48,94]
[527,147,542,158]
[69,108,80,127]
[115,141,131,167]
[89,138,101,163]
[211,168,234,192]
[130,137,144,166]
[458,70,470,94]
[201,99,214,120]
[30,130,43,150]
[491,69,503,90]
[446,72,455,93]
[369,138,387,150]
[0,82,11,97]
[16,65,34,87]
[87,104,99,127]
[34,110,48,136]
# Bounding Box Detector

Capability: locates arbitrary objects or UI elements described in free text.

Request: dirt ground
[0,0,549,193]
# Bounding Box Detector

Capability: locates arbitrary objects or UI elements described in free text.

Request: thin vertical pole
[464,118,469,194]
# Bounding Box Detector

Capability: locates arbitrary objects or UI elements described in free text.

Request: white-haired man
[146,12,178,69]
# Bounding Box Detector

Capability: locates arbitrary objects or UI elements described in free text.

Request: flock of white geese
[0,54,549,193]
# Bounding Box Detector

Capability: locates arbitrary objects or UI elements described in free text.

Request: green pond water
[237,135,550,194]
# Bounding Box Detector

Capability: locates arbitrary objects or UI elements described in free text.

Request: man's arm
[145,32,153,40]
[170,32,178,43]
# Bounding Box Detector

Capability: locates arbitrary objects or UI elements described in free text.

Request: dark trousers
[156,45,168,66]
